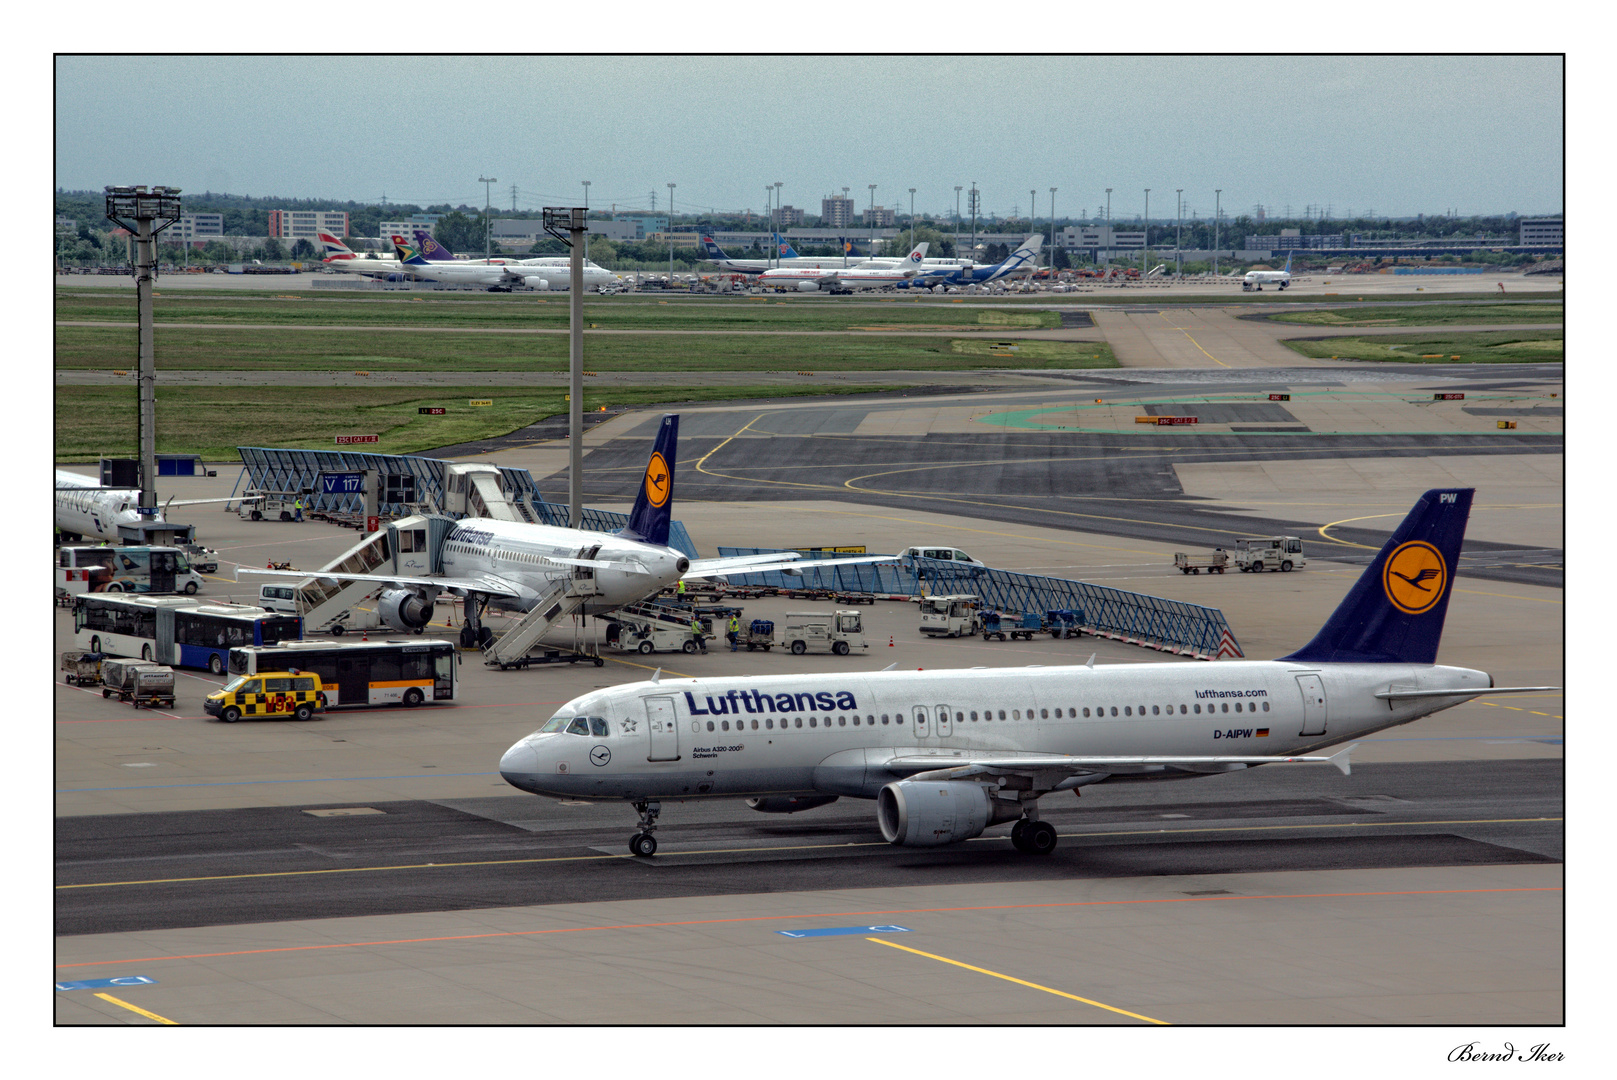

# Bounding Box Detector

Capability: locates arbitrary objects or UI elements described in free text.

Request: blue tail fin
[698,235,731,260]
[1283,252,1293,273]
[619,414,678,548]
[839,237,865,258]
[775,233,800,260]
[1281,488,1474,665]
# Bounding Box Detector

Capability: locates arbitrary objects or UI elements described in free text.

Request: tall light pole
[908,188,916,252]
[105,185,181,515]
[1049,187,1057,270]
[1176,188,1183,277]
[1143,189,1150,276]
[1214,189,1222,277]
[478,175,497,259]
[774,181,783,263]
[765,186,773,267]
[954,185,962,259]
[969,181,978,260]
[667,182,676,280]
[867,184,877,254]
[542,207,587,527]
[581,180,590,260]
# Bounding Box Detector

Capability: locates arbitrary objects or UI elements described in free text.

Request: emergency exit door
[1296,674,1328,736]
[645,696,680,761]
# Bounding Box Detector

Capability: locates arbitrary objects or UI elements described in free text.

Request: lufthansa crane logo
[1383,541,1448,615]
[643,452,671,508]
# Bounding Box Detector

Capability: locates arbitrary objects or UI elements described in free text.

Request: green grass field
[55,326,1117,372]
[1281,330,1563,363]
[1265,303,1562,327]
[54,384,913,462]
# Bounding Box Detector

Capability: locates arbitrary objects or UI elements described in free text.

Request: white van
[257,584,300,614]
[898,546,983,566]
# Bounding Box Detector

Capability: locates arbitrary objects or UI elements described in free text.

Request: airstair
[447,463,531,523]
[616,598,697,633]
[482,580,590,668]
[292,515,455,633]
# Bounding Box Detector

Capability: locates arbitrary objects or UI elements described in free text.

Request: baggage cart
[61,651,105,686]
[1045,609,1085,639]
[982,612,1043,641]
[1174,550,1229,575]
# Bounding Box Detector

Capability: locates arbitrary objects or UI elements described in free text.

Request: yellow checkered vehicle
[205,671,326,723]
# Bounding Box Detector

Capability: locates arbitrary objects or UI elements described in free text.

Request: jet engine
[378,588,434,632]
[746,795,839,814]
[876,780,1021,847]
[796,280,820,292]
[519,276,552,291]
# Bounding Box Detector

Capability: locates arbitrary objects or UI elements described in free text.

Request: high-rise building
[771,205,805,227]
[267,209,350,239]
[1519,217,1563,246]
[821,195,855,228]
[862,206,895,227]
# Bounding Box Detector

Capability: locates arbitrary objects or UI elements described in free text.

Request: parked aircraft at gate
[318,232,406,278]
[500,487,1555,857]
[238,416,890,638]
[55,470,254,541]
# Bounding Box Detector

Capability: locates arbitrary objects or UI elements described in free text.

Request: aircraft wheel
[208,654,224,675]
[1010,819,1031,852]
[222,706,241,724]
[638,641,654,655]
[1024,821,1058,855]
[630,832,658,857]
[478,626,495,649]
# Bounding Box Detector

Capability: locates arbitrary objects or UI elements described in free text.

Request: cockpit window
[540,715,571,733]
[566,717,591,736]
[590,717,609,737]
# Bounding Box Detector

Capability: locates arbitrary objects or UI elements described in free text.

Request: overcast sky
[55,55,1562,221]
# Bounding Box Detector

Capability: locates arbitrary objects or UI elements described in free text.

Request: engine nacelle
[876,780,1021,847]
[378,588,434,631]
[796,280,820,292]
[747,795,839,814]
[521,277,552,291]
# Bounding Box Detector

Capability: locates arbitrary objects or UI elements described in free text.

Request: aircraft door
[913,706,930,739]
[935,703,952,738]
[1296,674,1327,736]
[646,696,680,761]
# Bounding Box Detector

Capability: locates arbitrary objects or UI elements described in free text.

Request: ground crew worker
[727,614,741,651]
[294,496,304,522]
[689,616,707,654]
[676,579,686,599]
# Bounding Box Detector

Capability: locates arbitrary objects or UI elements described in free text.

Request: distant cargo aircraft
[499,486,1556,857]
[1243,252,1293,291]
[905,235,1044,289]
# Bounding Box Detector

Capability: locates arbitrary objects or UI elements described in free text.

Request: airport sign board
[335,435,380,445]
[320,472,365,495]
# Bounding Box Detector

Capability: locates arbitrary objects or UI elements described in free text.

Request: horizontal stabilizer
[1374,685,1559,701]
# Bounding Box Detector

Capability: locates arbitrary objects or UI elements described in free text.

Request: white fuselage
[500,659,1489,802]
[438,517,688,615]
[407,259,616,290]
[324,254,405,276]
[1244,270,1291,286]
[55,470,158,540]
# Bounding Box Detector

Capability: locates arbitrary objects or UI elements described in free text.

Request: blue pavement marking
[57,976,156,991]
[57,772,499,793]
[777,925,912,939]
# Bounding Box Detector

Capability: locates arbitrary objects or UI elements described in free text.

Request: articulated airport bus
[226,639,458,708]
[72,594,302,673]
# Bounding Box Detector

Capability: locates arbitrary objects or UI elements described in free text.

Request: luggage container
[982,611,1043,641]
[1174,549,1229,575]
[100,658,176,709]
[61,651,105,686]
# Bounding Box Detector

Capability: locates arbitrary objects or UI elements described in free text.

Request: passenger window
[970,711,978,721]
[707,721,715,732]
[881,715,889,725]
[1040,709,1048,719]
[1082,708,1089,718]
[1124,707,1131,717]
[810,717,817,728]
[1152,706,1159,715]
[839,717,847,727]
[751,719,759,730]
[1111,707,1118,717]
[1262,701,1270,712]
[591,718,609,736]
[795,718,803,728]
[567,718,591,735]
[1194,705,1201,714]
[1234,702,1242,713]
[1221,703,1229,713]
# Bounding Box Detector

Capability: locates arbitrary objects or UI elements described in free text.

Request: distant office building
[862,206,896,227]
[821,196,855,228]
[1058,225,1143,260]
[56,216,77,233]
[1519,217,1563,246]
[171,214,224,241]
[772,205,806,227]
[267,209,350,239]
[1244,230,1344,251]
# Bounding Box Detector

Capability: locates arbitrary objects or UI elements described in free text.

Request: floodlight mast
[544,207,589,528]
[105,185,182,515]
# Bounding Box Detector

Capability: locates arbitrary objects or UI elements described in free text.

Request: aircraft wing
[235,566,528,599]
[165,495,262,507]
[682,554,898,580]
[880,744,1357,779]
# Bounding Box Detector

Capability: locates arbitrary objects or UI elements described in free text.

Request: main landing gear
[1009,817,1058,854]
[629,800,661,857]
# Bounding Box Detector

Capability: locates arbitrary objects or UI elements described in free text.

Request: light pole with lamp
[1214,189,1222,278]
[667,183,676,281]
[868,184,877,255]
[1175,189,1183,277]
[478,175,497,259]
[954,185,962,259]
[1049,187,1057,270]
[774,181,783,263]
[1143,189,1150,277]
[1105,188,1112,265]
[908,188,916,252]
[581,181,590,261]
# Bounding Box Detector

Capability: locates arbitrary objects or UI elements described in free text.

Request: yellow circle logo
[1382,541,1447,615]
[643,452,671,508]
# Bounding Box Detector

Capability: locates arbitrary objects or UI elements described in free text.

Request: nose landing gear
[629,800,662,856]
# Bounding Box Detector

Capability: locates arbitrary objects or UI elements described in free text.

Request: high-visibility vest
[729,617,739,632]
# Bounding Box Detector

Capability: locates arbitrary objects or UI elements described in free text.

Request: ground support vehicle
[1233,536,1307,573]
[181,542,219,574]
[982,611,1043,641]
[238,491,305,522]
[1046,609,1085,638]
[736,619,775,652]
[610,619,696,656]
[918,595,983,638]
[61,651,104,686]
[205,671,326,723]
[1174,550,1229,575]
[831,591,875,605]
[781,610,868,656]
[100,658,176,709]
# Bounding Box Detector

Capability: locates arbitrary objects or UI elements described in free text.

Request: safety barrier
[715,550,1241,659]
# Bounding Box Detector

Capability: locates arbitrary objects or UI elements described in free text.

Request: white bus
[57,546,205,595]
[72,594,303,672]
[226,639,457,708]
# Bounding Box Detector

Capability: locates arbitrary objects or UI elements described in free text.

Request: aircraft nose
[500,737,540,783]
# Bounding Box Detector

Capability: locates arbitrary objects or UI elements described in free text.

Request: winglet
[650,668,661,684]
[1325,743,1357,777]
[880,662,897,672]
[1085,653,1096,669]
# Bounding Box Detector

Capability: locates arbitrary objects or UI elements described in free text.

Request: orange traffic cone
[888,635,894,647]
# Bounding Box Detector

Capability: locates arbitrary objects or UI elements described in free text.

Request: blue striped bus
[72,594,303,674]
